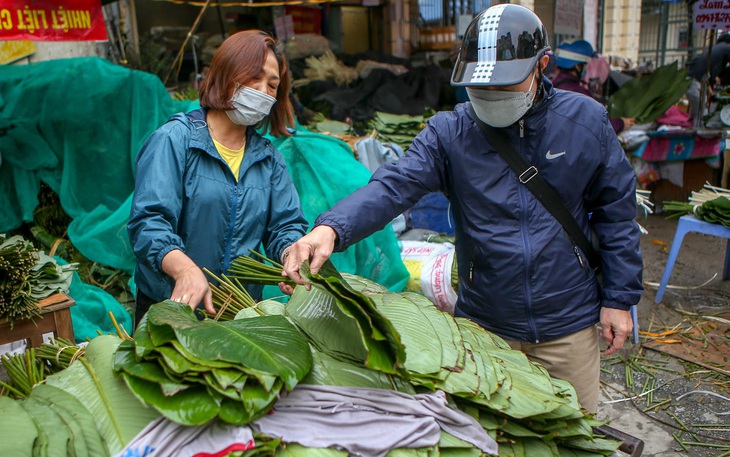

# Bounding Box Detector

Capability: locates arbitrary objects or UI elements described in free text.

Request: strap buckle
[519,166,538,183]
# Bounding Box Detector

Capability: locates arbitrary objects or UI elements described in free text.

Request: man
[686,33,730,121]
[552,39,635,133]
[281,4,643,414]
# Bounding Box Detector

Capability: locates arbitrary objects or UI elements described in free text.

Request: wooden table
[0,293,75,347]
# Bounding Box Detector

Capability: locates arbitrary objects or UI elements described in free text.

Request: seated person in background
[552,39,635,133]
[685,33,730,122]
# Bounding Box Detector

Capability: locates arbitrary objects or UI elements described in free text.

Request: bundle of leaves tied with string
[663,184,730,228]
[0,235,40,324]
[1,234,78,326]
[0,338,84,400]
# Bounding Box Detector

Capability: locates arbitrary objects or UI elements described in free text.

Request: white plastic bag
[400,241,457,314]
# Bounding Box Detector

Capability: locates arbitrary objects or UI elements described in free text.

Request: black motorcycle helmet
[451,4,550,87]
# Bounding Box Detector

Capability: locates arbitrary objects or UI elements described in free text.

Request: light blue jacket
[316,79,643,343]
[129,108,308,302]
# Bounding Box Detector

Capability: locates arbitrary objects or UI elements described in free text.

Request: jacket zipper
[570,237,590,272]
[468,242,475,283]
[518,119,539,343]
[223,185,238,272]
[573,244,586,269]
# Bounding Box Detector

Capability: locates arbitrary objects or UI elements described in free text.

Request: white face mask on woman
[225,86,277,126]
[466,72,537,128]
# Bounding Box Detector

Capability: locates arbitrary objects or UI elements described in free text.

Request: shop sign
[0,0,108,41]
[554,0,583,36]
[692,0,730,30]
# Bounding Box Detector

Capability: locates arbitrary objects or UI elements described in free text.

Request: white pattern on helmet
[471,3,507,84]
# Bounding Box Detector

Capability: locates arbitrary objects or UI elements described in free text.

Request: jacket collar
[181,108,272,162]
[528,75,555,117]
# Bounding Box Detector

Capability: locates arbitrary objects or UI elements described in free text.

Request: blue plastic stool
[654,215,730,303]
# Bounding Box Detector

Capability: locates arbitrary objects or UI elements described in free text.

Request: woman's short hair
[199,30,294,137]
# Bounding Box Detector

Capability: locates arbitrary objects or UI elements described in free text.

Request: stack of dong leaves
[113,304,312,426]
[0,256,622,457]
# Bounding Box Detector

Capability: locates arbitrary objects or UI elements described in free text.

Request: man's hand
[600,307,634,356]
[280,226,337,292]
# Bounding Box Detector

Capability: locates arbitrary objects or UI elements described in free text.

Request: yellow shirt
[212,137,246,181]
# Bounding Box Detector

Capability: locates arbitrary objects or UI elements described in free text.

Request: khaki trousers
[502,325,600,413]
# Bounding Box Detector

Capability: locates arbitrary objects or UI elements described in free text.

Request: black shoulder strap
[467,103,601,271]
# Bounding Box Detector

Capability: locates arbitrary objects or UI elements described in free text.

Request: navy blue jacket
[316,79,643,343]
[129,108,308,303]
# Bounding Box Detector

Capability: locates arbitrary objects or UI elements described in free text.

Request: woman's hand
[171,265,215,315]
[279,226,337,292]
[162,250,215,315]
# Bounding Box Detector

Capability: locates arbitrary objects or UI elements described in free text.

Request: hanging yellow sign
[0,40,36,65]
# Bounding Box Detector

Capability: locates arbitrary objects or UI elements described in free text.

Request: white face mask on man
[226,86,277,126]
[466,71,538,128]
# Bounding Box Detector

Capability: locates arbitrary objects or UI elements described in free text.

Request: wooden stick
[163,0,212,85]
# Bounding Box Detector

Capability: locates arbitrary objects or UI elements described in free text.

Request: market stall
[629,127,726,203]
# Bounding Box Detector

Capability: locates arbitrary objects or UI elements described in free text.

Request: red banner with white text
[0,0,108,41]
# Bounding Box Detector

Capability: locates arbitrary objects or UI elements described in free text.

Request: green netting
[0,56,196,273]
[55,258,134,343]
[0,57,408,334]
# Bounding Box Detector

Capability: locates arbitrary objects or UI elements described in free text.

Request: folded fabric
[634,133,723,162]
[656,105,693,127]
[251,384,498,457]
[116,417,255,457]
[355,137,404,174]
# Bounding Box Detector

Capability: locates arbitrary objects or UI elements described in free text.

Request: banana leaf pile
[226,260,621,456]
[0,259,621,456]
[282,275,618,456]
[607,63,692,124]
[113,301,312,426]
[0,335,159,456]
[27,250,76,300]
[368,111,430,151]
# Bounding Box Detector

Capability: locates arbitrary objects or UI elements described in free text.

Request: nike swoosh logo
[546,150,566,159]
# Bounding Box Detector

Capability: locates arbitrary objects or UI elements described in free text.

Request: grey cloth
[686,79,702,121]
[251,384,498,457]
[115,417,255,457]
[355,137,404,174]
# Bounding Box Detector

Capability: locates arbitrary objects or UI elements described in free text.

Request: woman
[129,30,308,327]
